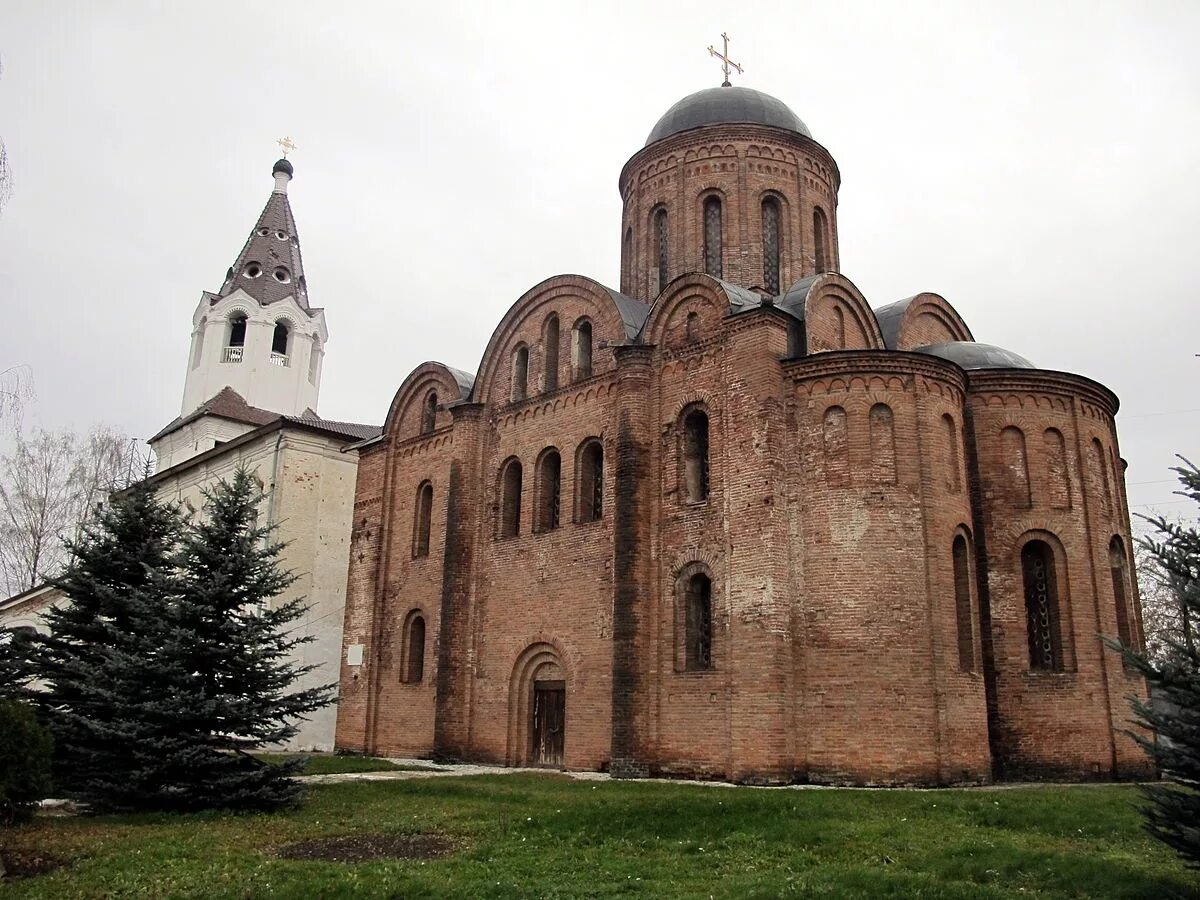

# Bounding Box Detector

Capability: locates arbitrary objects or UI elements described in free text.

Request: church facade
[334,84,1150,784]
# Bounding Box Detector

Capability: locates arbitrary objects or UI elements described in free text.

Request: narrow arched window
[762,196,781,294]
[421,392,438,435]
[686,311,700,343]
[870,403,896,484]
[1109,536,1134,650]
[1001,427,1032,508]
[191,322,206,369]
[621,227,632,292]
[942,414,962,493]
[542,315,559,392]
[682,407,710,503]
[577,439,603,522]
[813,207,829,272]
[1044,428,1071,509]
[685,572,713,671]
[832,305,846,349]
[228,315,247,347]
[536,449,561,532]
[403,613,426,683]
[512,346,529,401]
[1022,539,1064,671]
[703,195,723,277]
[823,406,849,486]
[413,481,433,558]
[499,459,523,537]
[572,319,593,382]
[1090,438,1112,517]
[953,534,975,672]
[272,321,290,356]
[655,207,669,292]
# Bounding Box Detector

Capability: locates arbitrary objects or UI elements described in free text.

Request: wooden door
[532,681,565,767]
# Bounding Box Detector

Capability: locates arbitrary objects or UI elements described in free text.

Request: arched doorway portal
[508,643,567,768]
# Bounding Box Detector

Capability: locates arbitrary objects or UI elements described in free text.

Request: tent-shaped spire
[217,159,308,309]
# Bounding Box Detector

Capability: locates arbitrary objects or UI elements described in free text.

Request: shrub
[0,699,52,825]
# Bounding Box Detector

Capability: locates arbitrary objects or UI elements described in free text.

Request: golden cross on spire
[276,136,297,158]
[707,32,743,87]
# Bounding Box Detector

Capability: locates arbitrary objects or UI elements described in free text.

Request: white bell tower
[180,157,328,419]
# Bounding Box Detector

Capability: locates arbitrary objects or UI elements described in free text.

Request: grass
[251,753,434,776]
[2,774,1197,898]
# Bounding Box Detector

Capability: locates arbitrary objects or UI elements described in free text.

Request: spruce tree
[163,466,333,810]
[1125,457,1200,870]
[31,468,332,813]
[31,476,184,812]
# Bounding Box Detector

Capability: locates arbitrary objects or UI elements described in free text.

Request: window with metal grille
[543,315,559,392]
[512,346,529,401]
[703,196,723,277]
[499,459,522,537]
[536,449,562,531]
[421,392,438,435]
[685,573,713,671]
[402,613,425,683]
[762,197,781,293]
[1109,536,1135,650]
[1022,540,1064,671]
[813,207,829,272]
[578,439,603,522]
[413,481,433,558]
[953,534,975,671]
[655,208,669,292]
[572,319,592,381]
[682,407,710,503]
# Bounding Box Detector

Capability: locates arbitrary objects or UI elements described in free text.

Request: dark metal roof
[603,286,651,340]
[444,366,477,399]
[873,297,913,350]
[149,387,280,443]
[282,415,381,442]
[775,275,822,321]
[915,342,1035,370]
[646,86,812,147]
[272,158,293,177]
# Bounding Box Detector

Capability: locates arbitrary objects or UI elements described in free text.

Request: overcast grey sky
[2,0,1198,520]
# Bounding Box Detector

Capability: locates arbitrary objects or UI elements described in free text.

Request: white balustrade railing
[221,346,243,363]
[270,352,290,367]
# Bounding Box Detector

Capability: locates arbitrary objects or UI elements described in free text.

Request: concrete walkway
[298,760,1148,791]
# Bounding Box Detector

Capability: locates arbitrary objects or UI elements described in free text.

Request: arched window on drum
[1021,539,1066,672]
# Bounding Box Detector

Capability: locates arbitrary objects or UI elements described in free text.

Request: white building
[1,158,377,751]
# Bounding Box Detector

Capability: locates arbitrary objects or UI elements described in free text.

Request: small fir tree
[1124,457,1200,870]
[164,467,333,810]
[0,628,52,825]
[31,476,184,812]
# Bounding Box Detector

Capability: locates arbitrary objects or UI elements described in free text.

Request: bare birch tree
[1137,538,1195,666]
[0,427,138,596]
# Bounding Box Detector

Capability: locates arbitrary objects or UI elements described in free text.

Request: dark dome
[646,86,811,146]
[915,342,1035,370]
[272,158,294,177]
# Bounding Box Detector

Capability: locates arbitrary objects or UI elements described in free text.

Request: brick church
[335,79,1151,784]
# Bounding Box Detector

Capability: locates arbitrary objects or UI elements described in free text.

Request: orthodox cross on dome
[707,32,743,87]
[276,136,298,158]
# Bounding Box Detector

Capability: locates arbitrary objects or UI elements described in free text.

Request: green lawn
[2,775,1196,898]
[252,753,435,775]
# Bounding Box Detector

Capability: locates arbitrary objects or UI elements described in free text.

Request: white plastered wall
[152,425,357,751]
